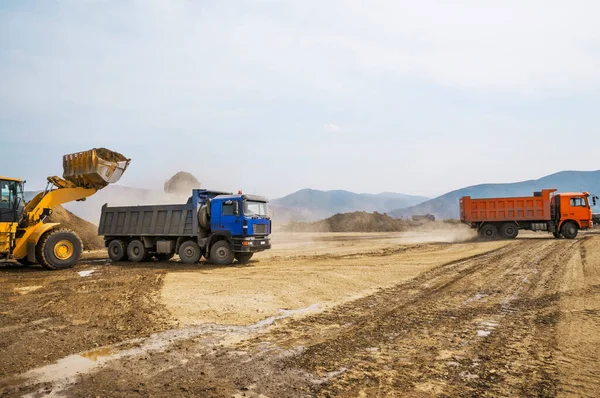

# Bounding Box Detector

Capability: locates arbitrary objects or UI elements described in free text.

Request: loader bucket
[63,148,130,190]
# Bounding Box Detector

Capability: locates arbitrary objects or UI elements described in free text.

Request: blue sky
[2,0,600,198]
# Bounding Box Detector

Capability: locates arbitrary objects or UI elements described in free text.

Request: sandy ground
[1,230,599,397]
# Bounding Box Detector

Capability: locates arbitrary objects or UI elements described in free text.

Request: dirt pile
[283,211,415,232]
[46,205,104,250]
[164,172,201,195]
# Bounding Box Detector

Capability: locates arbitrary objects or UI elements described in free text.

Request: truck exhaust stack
[63,148,130,190]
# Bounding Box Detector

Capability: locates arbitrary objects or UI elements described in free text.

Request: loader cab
[0,178,25,223]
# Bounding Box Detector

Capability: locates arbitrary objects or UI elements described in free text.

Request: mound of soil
[164,172,201,194]
[283,211,415,232]
[46,205,104,250]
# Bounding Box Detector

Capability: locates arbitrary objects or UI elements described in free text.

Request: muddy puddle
[20,304,321,396]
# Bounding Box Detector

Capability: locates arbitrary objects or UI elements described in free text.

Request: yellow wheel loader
[0,148,130,270]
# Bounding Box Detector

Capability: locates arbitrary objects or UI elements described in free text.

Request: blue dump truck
[98,189,271,265]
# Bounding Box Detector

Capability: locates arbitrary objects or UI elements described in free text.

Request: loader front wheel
[37,229,83,270]
[108,240,127,262]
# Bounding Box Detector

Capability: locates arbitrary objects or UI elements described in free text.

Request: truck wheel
[561,222,578,239]
[127,240,149,262]
[235,253,253,264]
[155,253,174,261]
[500,223,519,239]
[107,240,127,262]
[210,241,234,265]
[479,224,498,240]
[36,229,83,270]
[179,241,201,264]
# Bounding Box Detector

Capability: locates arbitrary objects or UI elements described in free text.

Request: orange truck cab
[460,189,597,240]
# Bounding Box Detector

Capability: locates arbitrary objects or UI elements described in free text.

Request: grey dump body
[98,203,196,237]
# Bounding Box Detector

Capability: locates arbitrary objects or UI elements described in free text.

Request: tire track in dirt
[7,237,598,397]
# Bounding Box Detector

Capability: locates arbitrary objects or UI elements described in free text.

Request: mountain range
[270,189,429,221]
[25,169,600,224]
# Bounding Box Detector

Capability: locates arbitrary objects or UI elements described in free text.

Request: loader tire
[16,257,35,266]
[127,240,149,262]
[178,241,201,264]
[36,229,83,270]
[107,240,127,262]
[210,241,234,265]
[561,222,578,239]
[235,253,253,264]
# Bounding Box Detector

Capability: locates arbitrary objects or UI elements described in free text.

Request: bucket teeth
[62,148,130,190]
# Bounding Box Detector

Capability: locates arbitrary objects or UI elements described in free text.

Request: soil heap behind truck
[460,189,596,239]
[99,189,271,265]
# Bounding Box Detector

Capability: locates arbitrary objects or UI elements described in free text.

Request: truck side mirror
[233,201,239,216]
[593,196,598,206]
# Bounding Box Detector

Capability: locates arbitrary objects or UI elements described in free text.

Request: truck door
[568,196,587,223]
[217,200,243,235]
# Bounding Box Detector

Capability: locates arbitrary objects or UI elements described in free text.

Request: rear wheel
[36,229,83,270]
[178,241,201,264]
[210,241,235,265]
[235,253,253,264]
[500,223,519,239]
[479,224,498,240]
[107,240,127,262]
[127,240,149,262]
[561,222,578,239]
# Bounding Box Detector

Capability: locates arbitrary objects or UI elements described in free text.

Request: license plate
[260,241,265,245]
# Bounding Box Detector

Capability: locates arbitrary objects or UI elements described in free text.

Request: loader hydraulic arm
[22,176,98,227]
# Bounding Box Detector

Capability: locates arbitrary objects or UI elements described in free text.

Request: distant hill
[390,170,600,219]
[271,189,429,221]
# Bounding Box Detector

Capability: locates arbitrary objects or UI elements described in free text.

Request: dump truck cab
[551,192,595,231]
[208,194,271,252]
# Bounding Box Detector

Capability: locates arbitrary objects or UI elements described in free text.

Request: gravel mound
[283,211,415,232]
[164,172,201,195]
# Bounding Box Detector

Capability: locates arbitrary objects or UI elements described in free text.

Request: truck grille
[253,224,268,234]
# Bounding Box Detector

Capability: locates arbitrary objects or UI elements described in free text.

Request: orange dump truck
[460,189,597,239]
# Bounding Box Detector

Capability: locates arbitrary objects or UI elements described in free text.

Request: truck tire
[198,205,210,230]
[179,241,201,264]
[235,253,253,264]
[210,241,234,265]
[36,229,83,270]
[127,240,149,262]
[500,223,519,239]
[561,222,578,239]
[155,253,174,261]
[108,240,127,262]
[479,224,498,240]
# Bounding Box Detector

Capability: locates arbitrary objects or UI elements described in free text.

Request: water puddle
[21,303,321,396]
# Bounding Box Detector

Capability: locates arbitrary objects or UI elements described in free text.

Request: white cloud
[323,123,342,133]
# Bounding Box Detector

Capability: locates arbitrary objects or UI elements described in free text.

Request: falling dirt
[1,232,599,397]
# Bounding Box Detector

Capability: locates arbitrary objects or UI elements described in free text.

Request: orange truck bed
[460,189,556,223]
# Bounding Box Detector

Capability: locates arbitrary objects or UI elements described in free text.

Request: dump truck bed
[98,203,196,237]
[460,189,555,223]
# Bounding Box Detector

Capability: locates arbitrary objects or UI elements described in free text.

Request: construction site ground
[1,230,599,397]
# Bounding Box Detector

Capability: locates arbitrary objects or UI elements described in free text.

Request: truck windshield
[243,201,268,217]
